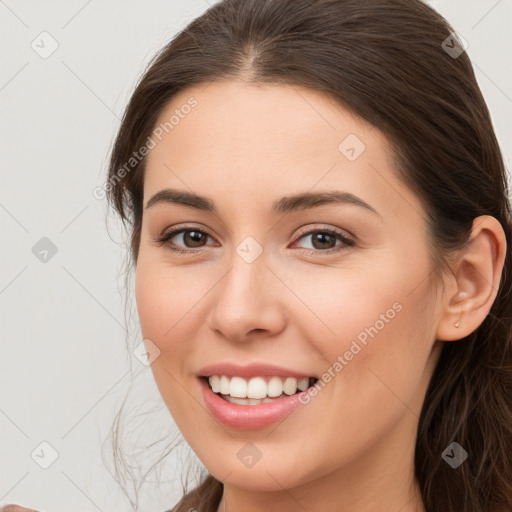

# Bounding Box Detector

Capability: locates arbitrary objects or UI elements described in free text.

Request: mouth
[200,375,320,406]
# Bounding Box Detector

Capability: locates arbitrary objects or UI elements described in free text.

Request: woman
[5,0,511,511]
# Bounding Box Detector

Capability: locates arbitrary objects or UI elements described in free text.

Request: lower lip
[198,377,310,430]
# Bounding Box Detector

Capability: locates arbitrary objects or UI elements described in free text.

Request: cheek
[285,251,435,399]
[135,262,204,427]
[134,263,196,399]
[135,259,206,341]
[278,261,435,462]
[281,258,413,352]
[300,233,432,340]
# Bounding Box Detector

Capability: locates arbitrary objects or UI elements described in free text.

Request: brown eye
[156,227,215,253]
[292,227,355,254]
[180,230,208,248]
[309,232,338,250]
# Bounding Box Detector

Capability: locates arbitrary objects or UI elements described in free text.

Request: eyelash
[155,224,356,256]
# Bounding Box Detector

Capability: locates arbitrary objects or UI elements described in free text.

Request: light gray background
[1,1,511,511]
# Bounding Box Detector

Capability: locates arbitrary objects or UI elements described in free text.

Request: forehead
[143,80,423,220]
[148,80,376,164]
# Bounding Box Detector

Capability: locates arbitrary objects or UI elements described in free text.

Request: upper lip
[197,362,317,379]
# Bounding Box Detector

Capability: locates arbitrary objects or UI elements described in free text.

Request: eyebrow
[145,188,380,216]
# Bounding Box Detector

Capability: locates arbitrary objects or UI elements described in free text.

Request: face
[135,81,444,493]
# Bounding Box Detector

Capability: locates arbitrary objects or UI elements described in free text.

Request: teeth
[224,396,279,406]
[219,375,230,395]
[207,375,313,399]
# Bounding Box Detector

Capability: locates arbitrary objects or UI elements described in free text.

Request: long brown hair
[105,1,512,510]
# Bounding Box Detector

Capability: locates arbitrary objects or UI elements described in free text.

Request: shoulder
[1,507,41,512]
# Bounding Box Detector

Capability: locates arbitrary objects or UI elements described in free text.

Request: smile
[206,375,319,405]
[198,375,320,429]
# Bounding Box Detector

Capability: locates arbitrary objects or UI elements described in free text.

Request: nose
[208,249,287,343]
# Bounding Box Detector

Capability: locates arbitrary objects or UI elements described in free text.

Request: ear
[436,215,507,342]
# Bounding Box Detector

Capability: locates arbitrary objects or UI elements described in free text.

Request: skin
[133,80,506,512]
[0,508,39,512]
[3,82,505,512]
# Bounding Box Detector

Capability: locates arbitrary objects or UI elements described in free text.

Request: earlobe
[436,215,507,342]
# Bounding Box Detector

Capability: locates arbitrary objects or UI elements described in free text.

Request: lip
[198,376,310,430]
[196,362,316,379]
